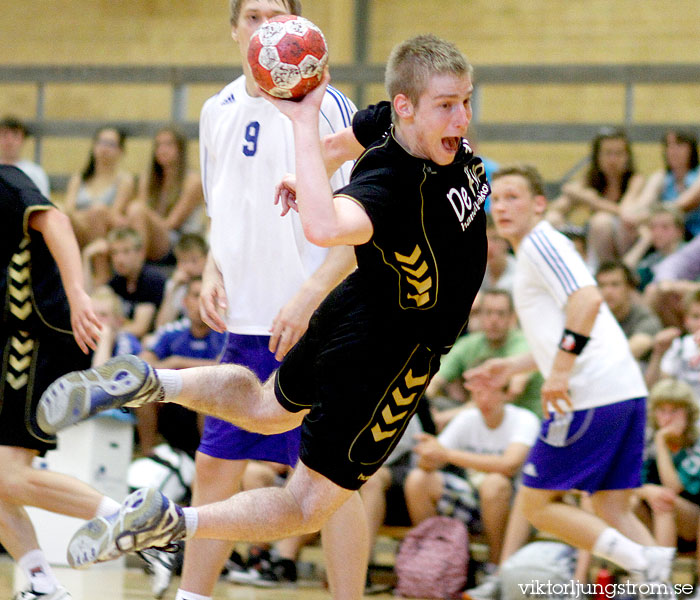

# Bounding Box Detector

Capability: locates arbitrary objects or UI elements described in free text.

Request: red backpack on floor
[394,516,469,599]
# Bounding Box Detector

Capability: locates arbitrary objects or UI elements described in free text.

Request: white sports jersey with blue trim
[514,220,647,409]
[200,76,355,334]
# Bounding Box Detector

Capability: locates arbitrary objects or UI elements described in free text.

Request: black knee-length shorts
[274,300,441,491]
[0,326,90,453]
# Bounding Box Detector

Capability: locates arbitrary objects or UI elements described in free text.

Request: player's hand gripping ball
[247,15,328,99]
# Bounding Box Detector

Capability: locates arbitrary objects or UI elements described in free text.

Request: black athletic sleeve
[0,165,51,233]
[352,101,392,148]
[337,171,396,236]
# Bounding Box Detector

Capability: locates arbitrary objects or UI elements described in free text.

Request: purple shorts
[197,333,301,466]
[521,397,645,494]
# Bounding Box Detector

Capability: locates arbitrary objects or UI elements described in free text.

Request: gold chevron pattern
[393,244,433,308]
[8,238,32,323]
[370,368,429,443]
[6,331,34,390]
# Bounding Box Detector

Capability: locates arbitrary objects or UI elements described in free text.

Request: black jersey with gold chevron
[1,165,72,334]
[335,114,488,352]
[0,166,87,452]
[274,105,488,489]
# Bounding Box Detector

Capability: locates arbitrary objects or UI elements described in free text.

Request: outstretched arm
[28,208,101,353]
[263,72,373,248]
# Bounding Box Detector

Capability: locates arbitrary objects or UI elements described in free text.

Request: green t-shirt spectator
[437,329,543,417]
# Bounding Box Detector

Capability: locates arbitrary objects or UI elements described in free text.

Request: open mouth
[442,137,460,153]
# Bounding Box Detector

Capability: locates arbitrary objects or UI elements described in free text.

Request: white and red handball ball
[247,15,328,99]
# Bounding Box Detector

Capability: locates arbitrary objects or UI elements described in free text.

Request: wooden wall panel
[0,86,38,120]
[43,84,172,120]
[478,85,626,123]
[1,0,355,65]
[368,0,700,65]
[3,0,699,185]
[634,85,700,123]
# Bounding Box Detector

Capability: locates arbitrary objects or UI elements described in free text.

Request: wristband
[559,328,590,355]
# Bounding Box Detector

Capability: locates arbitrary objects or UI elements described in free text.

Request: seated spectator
[127,126,205,262]
[623,204,686,291]
[644,235,700,328]
[63,127,134,244]
[0,115,50,197]
[480,215,517,293]
[90,285,142,366]
[63,126,135,282]
[155,233,208,329]
[88,227,166,339]
[595,261,661,365]
[646,289,700,399]
[546,128,645,266]
[622,130,700,238]
[404,377,540,571]
[138,277,225,456]
[426,289,543,422]
[636,379,700,584]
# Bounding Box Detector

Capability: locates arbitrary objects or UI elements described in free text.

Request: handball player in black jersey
[39,34,490,573]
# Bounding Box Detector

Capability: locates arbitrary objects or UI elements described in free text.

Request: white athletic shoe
[630,546,677,599]
[14,587,72,600]
[139,547,179,599]
[67,488,186,569]
[37,355,163,434]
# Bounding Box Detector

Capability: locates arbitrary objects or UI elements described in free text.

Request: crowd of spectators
[5,111,700,594]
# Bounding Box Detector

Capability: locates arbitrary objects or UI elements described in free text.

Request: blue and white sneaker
[67,488,186,569]
[37,355,163,434]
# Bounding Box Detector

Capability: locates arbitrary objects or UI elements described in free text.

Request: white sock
[592,527,647,571]
[156,369,183,400]
[95,496,121,518]
[175,590,211,600]
[182,506,199,538]
[18,549,59,594]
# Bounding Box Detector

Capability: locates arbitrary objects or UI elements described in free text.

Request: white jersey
[438,404,540,479]
[514,220,647,410]
[439,404,540,455]
[200,76,355,334]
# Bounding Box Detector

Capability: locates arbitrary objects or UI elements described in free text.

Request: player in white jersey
[175,1,363,600]
[465,165,677,597]
[201,72,355,337]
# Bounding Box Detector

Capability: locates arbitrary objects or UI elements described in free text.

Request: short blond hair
[385,34,471,120]
[91,285,124,319]
[229,0,301,24]
[648,378,699,446]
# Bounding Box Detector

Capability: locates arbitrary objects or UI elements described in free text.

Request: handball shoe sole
[67,488,186,569]
[37,355,162,434]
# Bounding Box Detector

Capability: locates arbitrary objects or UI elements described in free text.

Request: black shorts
[0,326,90,453]
[274,291,441,490]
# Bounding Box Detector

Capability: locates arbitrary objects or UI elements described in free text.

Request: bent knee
[479,473,513,501]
